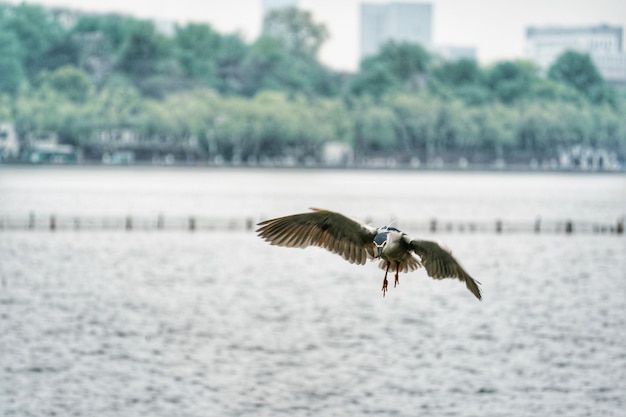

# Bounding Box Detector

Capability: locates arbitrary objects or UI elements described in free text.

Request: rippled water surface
[1,168,625,416]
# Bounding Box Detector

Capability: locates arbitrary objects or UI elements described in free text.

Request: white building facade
[526,25,626,87]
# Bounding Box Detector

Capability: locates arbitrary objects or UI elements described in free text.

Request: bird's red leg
[382,261,390,297]
[394,264,400,288]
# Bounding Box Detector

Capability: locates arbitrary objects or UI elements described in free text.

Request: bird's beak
[377,246,383,258]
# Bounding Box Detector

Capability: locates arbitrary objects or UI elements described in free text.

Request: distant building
[22,132,79,164]
[92,128,203,163]
[262,0,299,16]
[435,45,477,61]
[0,123,20,161]
[526,25,626,87]
[322,142,353,166]
[360,2,433,59]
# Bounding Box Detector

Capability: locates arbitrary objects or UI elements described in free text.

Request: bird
[256,208,481,299]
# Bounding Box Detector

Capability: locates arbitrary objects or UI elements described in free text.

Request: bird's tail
[377,255,422,273]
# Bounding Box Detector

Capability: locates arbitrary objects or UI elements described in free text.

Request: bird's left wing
[409,239,482,300]
[256,208,378,265]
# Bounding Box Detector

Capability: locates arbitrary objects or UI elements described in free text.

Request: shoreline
[1,161,624,174]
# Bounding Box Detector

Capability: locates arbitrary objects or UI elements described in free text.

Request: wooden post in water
[157,214,164,230]
[246,218,254,231]
[430,219,437,233]
[534,218,541,233]
[495,219,502,234]
[617,219,624,235]
[189,217,196,231]
[29,212,35,230]
[50,215,56,231]
[125,216,132,231]
[565,220,573,234]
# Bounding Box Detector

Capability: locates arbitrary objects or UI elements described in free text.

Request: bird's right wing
[409,239,482,300]
[256,208,378,264]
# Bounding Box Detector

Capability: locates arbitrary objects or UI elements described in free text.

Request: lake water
[1,167,625,416]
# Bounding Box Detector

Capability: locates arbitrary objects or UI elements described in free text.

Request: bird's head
[373,231,389,258]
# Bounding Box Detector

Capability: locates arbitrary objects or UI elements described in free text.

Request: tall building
[262,0,299,16]
[526,25,626,87]
[360,2,433,60]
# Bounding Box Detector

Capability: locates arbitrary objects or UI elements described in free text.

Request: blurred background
[1,1,625,416]
[0,0,625,167]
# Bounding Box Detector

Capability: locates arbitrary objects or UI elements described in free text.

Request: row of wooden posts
[0,214,623,234]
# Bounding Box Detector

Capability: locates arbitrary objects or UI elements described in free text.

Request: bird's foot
[382,277,388,297]
[394,273,399,288]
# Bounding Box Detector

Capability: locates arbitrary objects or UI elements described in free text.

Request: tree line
[1,3,625,166]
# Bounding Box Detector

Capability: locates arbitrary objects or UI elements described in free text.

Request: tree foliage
[351,41,430,97]
[0,3,624,166]
[548,50,616,106]
[485,60,539,104]
[549,51,602,94]
[1,4,65,77]
[0,30,23,95]
[174,23,220,84]
[262,7,328,59]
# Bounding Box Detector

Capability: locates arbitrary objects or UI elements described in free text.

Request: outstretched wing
[256,208,378,265]
[409,239,482,300]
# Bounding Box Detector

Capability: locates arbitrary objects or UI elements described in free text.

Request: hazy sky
[7,0,626,71]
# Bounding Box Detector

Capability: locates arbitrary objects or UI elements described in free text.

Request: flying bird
[256,208,481,299]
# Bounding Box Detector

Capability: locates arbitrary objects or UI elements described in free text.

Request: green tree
[432,58,483,86]
[174,23,220,84]
[486,60,538,104]
[529,77,585,104]
[353,41,431,97]
[348,61,400,99]
[370,41,430,87]
[388,94,441,161]
[262,7,328,58]
[548,51,617,106]
[41,33,80,71]
[376,41,430,82]
[548,51,603,96]
[470,104,515,158]
[117,21,171,79]
[257,8,336,96]
[46,65,93,103]
[240,35,289,95]
[0,31,23,95]
[92,78,142,129]
[352,100,398,157]
[213,34,248,94]
[1,4,64,78]
[430,58,489,105]
[73,14,139,50]
[14,84,73,142]
[0,95,12,120]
